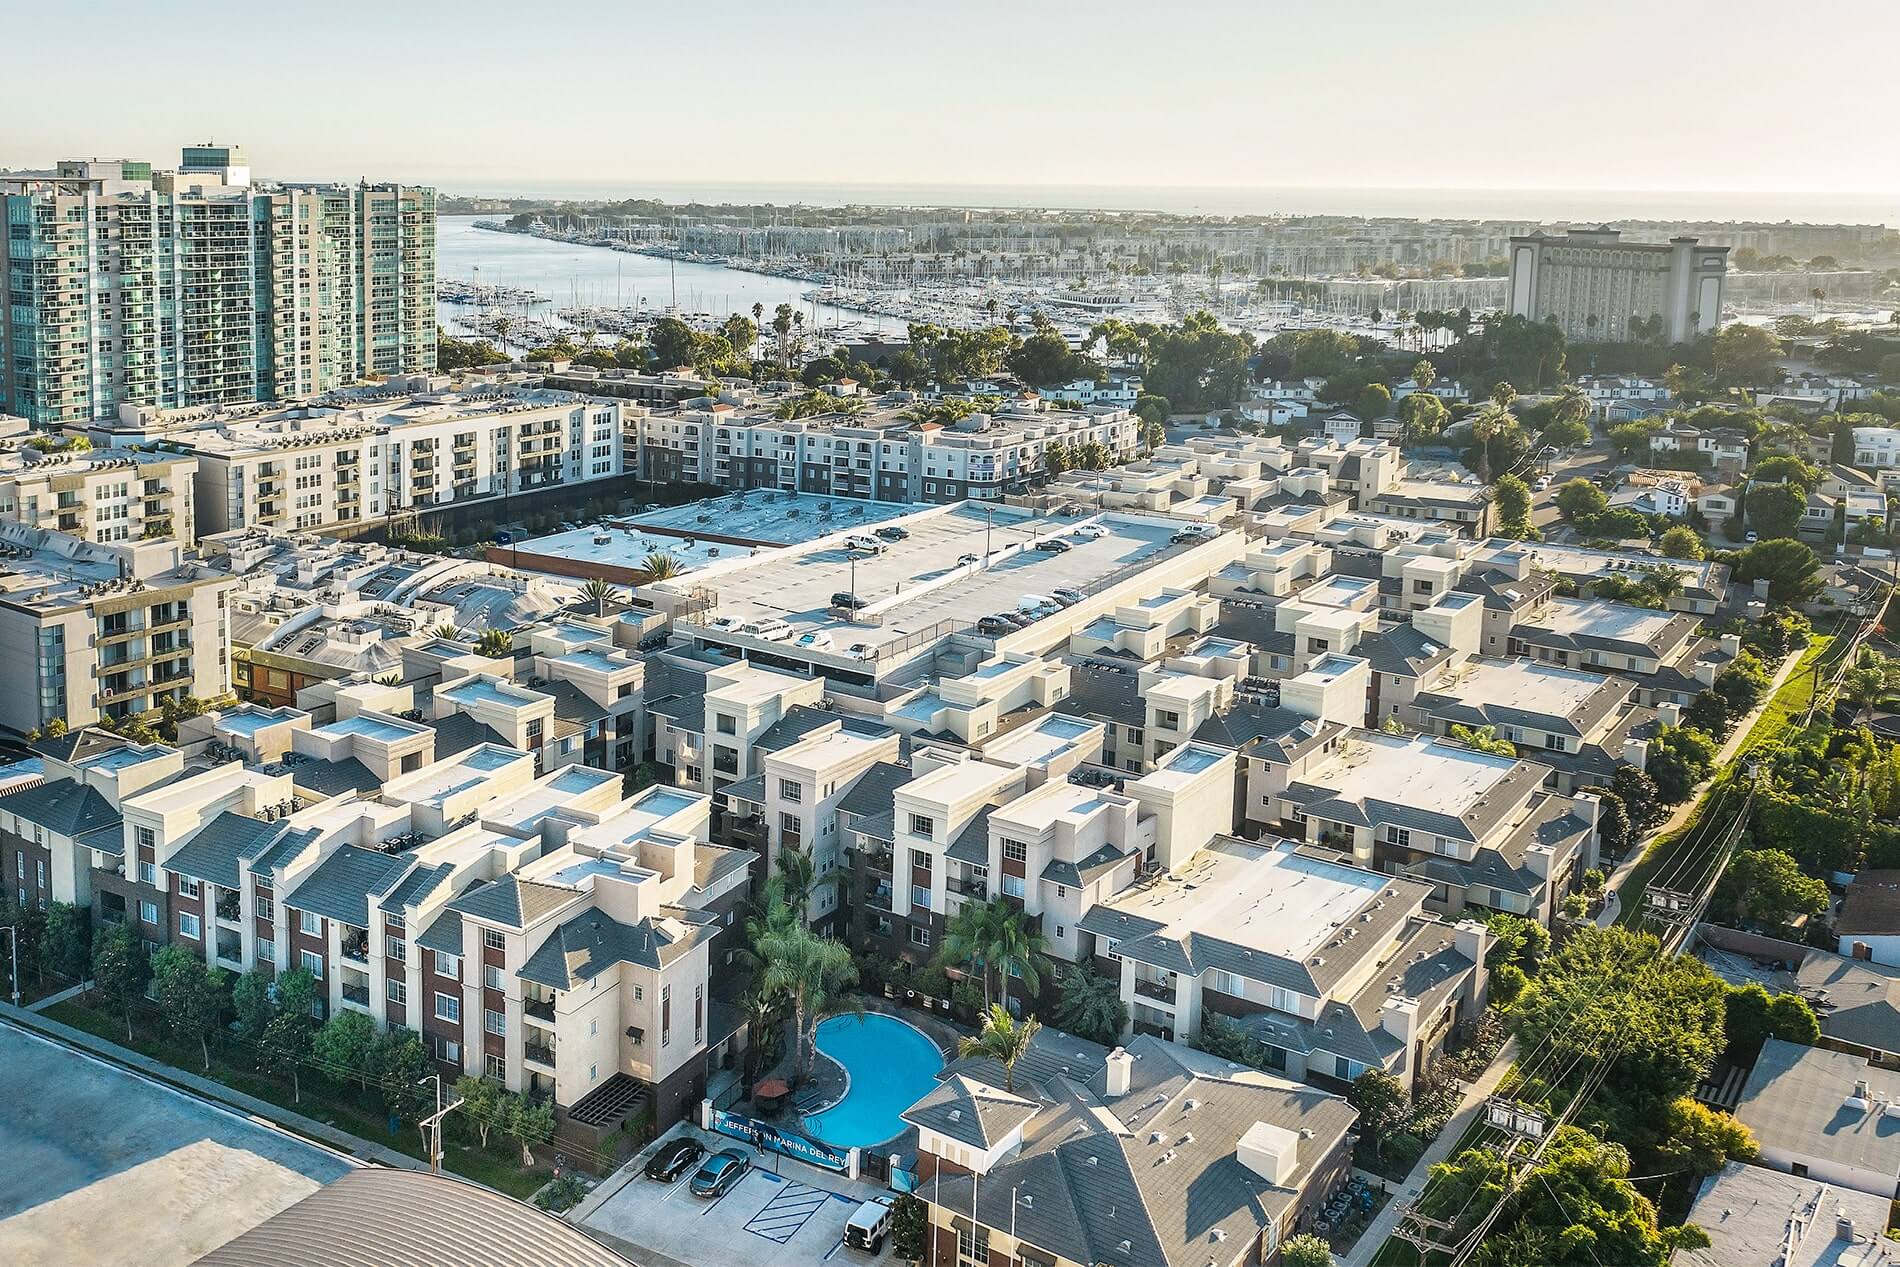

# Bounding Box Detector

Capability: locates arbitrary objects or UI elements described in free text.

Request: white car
[844,1197,895,1253]
[708,615,745,632]
[1074,523,1110,539]
[794,631,833,650]
[1534,475,1552,491]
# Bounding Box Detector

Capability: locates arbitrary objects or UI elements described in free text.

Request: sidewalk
[1340,1037,1518,1267]
[0,1001,423,1172]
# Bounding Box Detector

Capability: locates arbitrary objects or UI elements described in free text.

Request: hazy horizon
[7,0,1898,226]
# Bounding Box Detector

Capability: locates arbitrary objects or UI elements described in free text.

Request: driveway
[576,1124,896,1267]
[0,1021,355,1267]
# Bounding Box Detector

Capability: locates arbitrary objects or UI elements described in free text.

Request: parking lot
[576,1125,897,1267]
[0,1021,355,1267]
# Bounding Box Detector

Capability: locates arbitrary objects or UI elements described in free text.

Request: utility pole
[2,925,17,1007]
[417,1074,465,1175]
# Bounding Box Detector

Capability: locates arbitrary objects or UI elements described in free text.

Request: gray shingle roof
[754,705,894,755]
[902,1075,1039,1149]
[416,908,464,955]
[516,907,717,989]
[380,862,452,914]
[425,712,510,757]
[165,812,287,890]
[945,807,993,865]
[284,844,414,929]
[267,754,382,798]
[445,873,577,930]
[1062,664,1145,727]
[837,759,912,819]
[1192,702,1338,762]
[0,778,121,843]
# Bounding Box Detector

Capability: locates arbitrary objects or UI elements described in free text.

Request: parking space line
[744,1181,833,1244]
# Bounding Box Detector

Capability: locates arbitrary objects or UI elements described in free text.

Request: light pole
[417,1073,464,1175]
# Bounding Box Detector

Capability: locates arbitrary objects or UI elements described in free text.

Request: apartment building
[1245,730,1599,925]
[644,654,828,797]
[0,524,234,736]
[1079,837,1489,1091]
[1506,597,1739,708]
[0,441,196,544]
[635,395,1139,504]
[1507,228,1727,345]
[0,151,434,427]
[1408,656,1663,793]
[907,1034,1358,1267]
[142,380,624,537]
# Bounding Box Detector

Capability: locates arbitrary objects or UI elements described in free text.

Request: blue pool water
[803,1014,944,1149]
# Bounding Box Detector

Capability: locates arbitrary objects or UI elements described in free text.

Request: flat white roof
[511,524,767,575]
[1535,596,1680,644]
[1305,733,1517,817]
[1424,656,1615,718]
[627,492,922,545]
[990,780,1121,834]
[1102,837,1391,962]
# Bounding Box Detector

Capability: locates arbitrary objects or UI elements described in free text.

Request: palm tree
[639,551,683,581]
[582,577,618,615]
[737,985,784,1083]
[430,623,460,640]
[1048,963,1128,1046]
[757,923,859,1086]
[942,900,1006,1009]
[474,628,513,658]
[957,1006,1042,1094]
[987,907,1052,1014]
[1468,404,1508,484]
[491,314,514,352]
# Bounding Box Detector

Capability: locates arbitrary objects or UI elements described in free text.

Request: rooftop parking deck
[674,505,1187,659]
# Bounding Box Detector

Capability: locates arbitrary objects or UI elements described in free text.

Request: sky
[5,0,1899,215]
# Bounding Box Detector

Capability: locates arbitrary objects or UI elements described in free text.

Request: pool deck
[755,998,968,1162]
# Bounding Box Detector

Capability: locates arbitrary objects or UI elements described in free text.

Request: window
[386,980,407,1005]
[485,1054,505,1078]
[661,985,672,1047]
[301,950,324,979]
[778,779,803,802]
[909,848,931,871]
[257,938,274,964]
[482,928,505,952]
[299,910,320,936]
[179,913,201,940]
[139,860,157,886]
[956,1219,990,1267]
[715,713,736,735]
[483,1009,506,1037]
[1001,874,1026,898]
[434,992,460,1023]
[908,813,935,836]
[483,965,503,990]
[1105,937,1122,961]
[256,896,273,922]
[386,937,406,962]
[909,925,932,948]
[1001,839,1028,864]
[136,826,155,852]
[1212,969,1244,996]
[138,900,158,926]
[1385,826,1411,848]
[695,984,704,1045]
[177,876,200,899]
[436,952,461,981]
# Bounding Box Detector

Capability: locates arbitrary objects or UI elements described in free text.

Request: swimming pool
[802,1013,944,1149]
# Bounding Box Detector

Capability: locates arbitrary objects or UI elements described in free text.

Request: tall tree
[1047,964,1127,1046]
[152,944,227,1069]
[90,925,152,1041]
[956,1005,1042,1094]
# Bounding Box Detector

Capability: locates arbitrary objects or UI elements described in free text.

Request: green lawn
[1615,635,1833,923]
[38,997,549,1199]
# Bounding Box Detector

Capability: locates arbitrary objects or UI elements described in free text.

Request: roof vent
[1020,1194,1033,1210]
[1085,1155,1099,1167]
[947,1108,962,1122]
[1185,1098,1201,1111]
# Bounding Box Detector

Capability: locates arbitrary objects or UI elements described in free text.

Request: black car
[644,1137,706,1182]
[1034,538,1071,553]
[689,1147,753,1198]
[831,591,869,610]
[875,525,909,540]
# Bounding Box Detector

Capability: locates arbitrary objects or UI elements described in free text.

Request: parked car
[1034,538,1071,553]
[977,614,1017,636]
[875,525,909,541]
[957,553,981,567]
[644,1137,706,1182]
[689,1148,752,1198]
[842,535,885,554]
[1052,587,1085,606]
[845,642,878,660]
[795,631,834,650]
[1075,523,1109,539]
[1533,475,1552,491]
[748,619,794,642]
[831,591,869,611]
[844,1197,896,1253]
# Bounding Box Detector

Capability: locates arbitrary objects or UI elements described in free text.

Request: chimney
[1104,1047,1133,1098]
[1720,633,1742,657]
[1837,1216,1856,1243]
[1655,701,1681,728]
[1846,1080,1872,1111]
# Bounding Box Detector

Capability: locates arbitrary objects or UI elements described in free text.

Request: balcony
[866,884,894,913]
[339,929,369,964]
[523,996,556,1023]
[947,876,989,899]
[1133,978,1178,1004]
[524,1041,557,1070]
[215,890,241,923]
[340,983,371,1009]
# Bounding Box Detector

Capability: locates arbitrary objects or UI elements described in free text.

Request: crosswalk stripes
[744,1182,833,1244]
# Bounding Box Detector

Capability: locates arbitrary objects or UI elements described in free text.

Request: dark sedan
[689,1148,752,1198]
[643,1136,706,1182]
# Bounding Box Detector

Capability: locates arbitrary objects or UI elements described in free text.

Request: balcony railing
[341,984,370,1008]
[524,1042,556,1069]
[339,932,369,963]
[1133,978,1177,1004]
[947,876,989,899]
[866,885,894,912]
[523,997,556,1023]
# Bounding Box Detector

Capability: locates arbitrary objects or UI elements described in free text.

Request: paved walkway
[0,1002,422,1172]
[26,981,90,1012]
[1340,1038,1518,1267]
[1594,642,1805,929]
